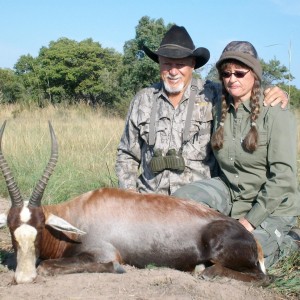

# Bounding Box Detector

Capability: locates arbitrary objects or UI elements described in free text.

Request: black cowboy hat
[142,25,210,69]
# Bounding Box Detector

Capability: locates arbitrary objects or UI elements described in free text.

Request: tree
[0,68,26,104]
[14,38,123,106]
[14,54,44,105]
[260,57,294,87]
[279,84,300,108]
[38,38,123,106]
[120,16,173,96]
[6,18,299,112]
[114,16,175,116]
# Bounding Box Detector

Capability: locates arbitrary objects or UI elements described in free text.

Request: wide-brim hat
[143,25,210,69]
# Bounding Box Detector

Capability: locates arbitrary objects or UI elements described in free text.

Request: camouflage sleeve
[115,94,143,190]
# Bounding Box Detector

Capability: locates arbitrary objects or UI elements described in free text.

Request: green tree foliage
[2,16,300,111]
[260,57,294,87]
[120,16,173,97]
[279,84,300,108]
[15,38,123,106]
[114,16,174,116]
[0,68,26,103]
[14,54,45,105]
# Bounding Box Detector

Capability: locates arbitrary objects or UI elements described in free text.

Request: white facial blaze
[0,213,7,228]
[20,201,31,223]
[259,259,267,275]
[14,224,38,283]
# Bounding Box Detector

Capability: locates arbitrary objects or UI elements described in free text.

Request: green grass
[268,251,300,299]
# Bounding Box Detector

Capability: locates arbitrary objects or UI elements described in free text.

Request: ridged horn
[0,121,24,207]
[28,121,58,208]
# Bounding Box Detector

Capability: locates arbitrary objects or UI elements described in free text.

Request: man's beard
[163,77,184,94]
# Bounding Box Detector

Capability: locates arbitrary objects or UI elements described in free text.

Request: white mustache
[167,75,182,80]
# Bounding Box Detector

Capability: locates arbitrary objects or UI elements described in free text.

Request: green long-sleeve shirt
[213,96,300,228]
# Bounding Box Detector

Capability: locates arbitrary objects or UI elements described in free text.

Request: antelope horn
[0,121,24,207]
[29,121,58,208]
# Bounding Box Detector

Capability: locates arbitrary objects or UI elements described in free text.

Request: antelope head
[0,121,58,283]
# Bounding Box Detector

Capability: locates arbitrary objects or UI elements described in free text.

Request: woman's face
[221,63,255,102]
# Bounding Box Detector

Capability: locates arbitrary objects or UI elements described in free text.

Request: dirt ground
[0,198,284,300]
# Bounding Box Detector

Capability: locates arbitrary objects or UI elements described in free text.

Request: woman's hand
[239,217,254,232]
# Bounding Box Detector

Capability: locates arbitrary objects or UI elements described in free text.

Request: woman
[173,41,300,268]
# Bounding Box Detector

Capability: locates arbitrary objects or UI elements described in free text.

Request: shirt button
[235,175,238,178]
[232,138,235,141]
[230,157,233,160]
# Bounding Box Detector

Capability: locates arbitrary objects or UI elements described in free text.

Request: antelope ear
[45,213,86,235]
[0,213,7,228]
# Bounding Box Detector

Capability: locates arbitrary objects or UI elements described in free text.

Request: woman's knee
[173,178,231,214]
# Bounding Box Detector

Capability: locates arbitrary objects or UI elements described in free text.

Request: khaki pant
[173,178,298,268]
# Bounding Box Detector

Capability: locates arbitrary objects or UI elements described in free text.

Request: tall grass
[269,251,300,299]
[0,104,124,204]
[296,109,300,180]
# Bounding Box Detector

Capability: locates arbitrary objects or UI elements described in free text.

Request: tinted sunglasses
[221,69,250,78]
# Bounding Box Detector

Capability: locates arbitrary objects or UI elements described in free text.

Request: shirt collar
[228,96,251,113]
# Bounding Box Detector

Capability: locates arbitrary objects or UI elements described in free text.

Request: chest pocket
[184,102,213,161]
[240,128,268,168]
[258,131,268,146]
[191,102,212,131]
[137,108,170,145]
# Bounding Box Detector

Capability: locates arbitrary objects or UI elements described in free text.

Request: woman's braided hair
[211,60,261,153]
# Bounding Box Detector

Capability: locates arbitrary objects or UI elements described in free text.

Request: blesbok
[0,121,270,285]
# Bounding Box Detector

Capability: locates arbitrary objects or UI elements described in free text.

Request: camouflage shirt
[115,78,220,195]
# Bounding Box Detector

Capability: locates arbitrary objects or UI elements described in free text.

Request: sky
[0,0,299,88]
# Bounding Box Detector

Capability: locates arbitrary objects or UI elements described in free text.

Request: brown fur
[6,187,271,284]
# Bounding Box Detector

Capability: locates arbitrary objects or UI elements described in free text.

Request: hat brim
[143,45,210,69]
[216,51,262,81]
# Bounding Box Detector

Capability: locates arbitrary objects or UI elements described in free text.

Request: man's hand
[263,86,288,108]
[239,217,254,232]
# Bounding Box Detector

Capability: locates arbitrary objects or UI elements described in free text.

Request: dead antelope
[0,121,270,285]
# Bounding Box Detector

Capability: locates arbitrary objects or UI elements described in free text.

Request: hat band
[158,44,194,54]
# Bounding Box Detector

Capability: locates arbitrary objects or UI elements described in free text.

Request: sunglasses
[221,69,250,78]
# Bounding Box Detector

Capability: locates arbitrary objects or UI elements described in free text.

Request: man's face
[159,56,195,95]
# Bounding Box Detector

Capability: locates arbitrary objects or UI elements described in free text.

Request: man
[115,25,289,195]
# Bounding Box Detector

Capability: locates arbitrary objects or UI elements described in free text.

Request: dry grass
[295,109,300,180]
[0,104,124,203]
